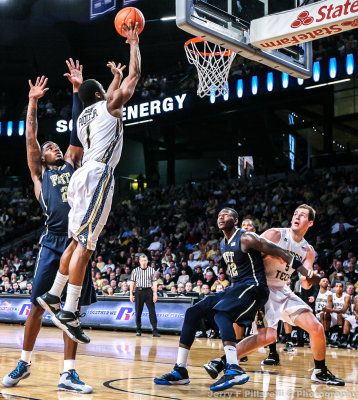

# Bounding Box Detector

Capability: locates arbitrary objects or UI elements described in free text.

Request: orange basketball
[114,7,145,37]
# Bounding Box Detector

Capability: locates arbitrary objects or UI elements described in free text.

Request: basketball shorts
[345,315,358,332]
[68,161,114,251]
[330,312,347,327]
[31,237,96,306]
[255,285,312,330]
[197,281,269,327]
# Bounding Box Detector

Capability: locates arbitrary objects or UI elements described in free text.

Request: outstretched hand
[106,61,126,78]
[64,58,83,89]
[122,20,139,45]
[28,76,49,100]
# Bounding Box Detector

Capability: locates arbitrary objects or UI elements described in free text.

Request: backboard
[176,0,313,78]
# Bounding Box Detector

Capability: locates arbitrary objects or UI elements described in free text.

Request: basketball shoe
[52,310,90,344]
[36,292,61,316]
[311,367,345,386]
[2,361,31,387]
[154,364,190,385]
[283,342,295,352]
[58,369,93,393]
[261,352,280,365]
[210,364,249,392]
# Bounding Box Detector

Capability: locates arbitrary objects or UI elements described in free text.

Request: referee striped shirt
[130,266,156,288]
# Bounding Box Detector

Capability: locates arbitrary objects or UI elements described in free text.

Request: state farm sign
[250,0,358,50]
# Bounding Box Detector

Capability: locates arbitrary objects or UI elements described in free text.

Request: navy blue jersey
[220,229,266,285]
[38,161,73,243]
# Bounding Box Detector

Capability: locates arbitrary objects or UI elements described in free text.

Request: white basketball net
[184,38,236,98]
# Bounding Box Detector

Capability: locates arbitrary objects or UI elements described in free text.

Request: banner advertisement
[0,296,193,332]
[251,0,358,50]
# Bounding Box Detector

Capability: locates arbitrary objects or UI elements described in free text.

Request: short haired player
[154,208,316,392]
[2,60,95,393]
[205,205,344,386]
[37,22,141,343]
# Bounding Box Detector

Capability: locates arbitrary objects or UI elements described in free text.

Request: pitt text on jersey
[78,107,98,128]
[223,251,238,277]
[49,172,71,203]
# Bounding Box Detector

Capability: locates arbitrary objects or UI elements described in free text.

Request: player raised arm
[241,231,320,285]
[63,58,84,169]
[107,21,141,117]
[26,76,49,200]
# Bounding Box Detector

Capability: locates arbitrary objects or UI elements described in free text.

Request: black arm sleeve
[70,93,83,147]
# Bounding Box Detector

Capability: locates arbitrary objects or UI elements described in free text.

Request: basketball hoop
[184,37,236,98]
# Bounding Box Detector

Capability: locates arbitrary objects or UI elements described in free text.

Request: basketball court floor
[0,324,357,399]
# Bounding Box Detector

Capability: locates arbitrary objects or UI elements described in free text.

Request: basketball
[114,7,145,37]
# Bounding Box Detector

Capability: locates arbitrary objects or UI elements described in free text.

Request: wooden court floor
[0,324,357,400]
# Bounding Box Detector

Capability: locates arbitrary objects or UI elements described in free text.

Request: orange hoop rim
[184,37,234,57]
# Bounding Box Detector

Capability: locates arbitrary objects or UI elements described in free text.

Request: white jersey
[332,292,348,311]
[77,100,123,169]
[315,290,330,313]
[264,228,310,288]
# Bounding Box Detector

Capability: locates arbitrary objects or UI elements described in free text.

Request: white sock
[63,359,76,372]
[224,345,238,366]
[177,347,190,368]
[20,350,32,364]
[176,347,189,368]
[63,284,82,313]
[49,271,69,298]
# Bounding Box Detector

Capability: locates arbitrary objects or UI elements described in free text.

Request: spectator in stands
[97,256,105,271]
[177,283,186,296]
[163,273,175,291]
[193,279,204,294]
[156,283,165,297]
[199,283,211,299]
[147,236,161,251]
[211,272,230,292]
[184,281,193,295]
[192,265,204,283]
[120,266,132,282]
[177,269,190,286]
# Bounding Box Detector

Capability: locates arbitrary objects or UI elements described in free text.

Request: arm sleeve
[70,93,83,147]
[130,270,136,282]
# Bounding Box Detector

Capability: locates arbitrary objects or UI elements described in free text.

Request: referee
[130,254,160,337]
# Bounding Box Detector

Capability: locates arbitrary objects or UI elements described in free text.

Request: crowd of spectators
[0,186,43,246]
[0,167,357,305]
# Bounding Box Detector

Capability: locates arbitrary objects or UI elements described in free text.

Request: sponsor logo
[291,0,358,27]
[19,303,32,316]
[116,307,134,321]
[291,11,314,29]
[259,24,343,49]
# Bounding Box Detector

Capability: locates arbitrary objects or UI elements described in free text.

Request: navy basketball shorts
[197,282,269,327]
[31,244,96,307]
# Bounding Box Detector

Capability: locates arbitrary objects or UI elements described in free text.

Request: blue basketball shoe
[2,360,31,387]
[210,364,249,392]
[154,364,190,385]
[58,369,93,393]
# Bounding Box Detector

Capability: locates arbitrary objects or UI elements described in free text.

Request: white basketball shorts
[345,315,358,332]
[67,160,114,251]
[258,285,312,330]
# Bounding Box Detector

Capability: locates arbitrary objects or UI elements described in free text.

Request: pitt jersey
[264,228,311,288]
[77,100,123,169]
[220,229,266,285]
[38,161,73,235]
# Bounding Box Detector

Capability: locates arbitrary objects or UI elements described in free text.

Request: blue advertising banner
[90,0,116,20]
[0,295,193,332]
